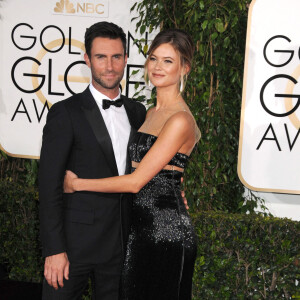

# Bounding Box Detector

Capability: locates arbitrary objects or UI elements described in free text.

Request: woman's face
[147,43,185,89]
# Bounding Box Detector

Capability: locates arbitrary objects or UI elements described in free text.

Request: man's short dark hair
[85,21,127,58]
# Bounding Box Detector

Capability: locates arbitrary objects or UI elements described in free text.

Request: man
[39,22,146,299]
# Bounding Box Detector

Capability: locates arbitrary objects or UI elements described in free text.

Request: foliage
[0,179,42,283]
[0,150,38,186]
[131,0,261,213]
[1,188,299,300]
[0,150,41,282]
[192,211,300,299]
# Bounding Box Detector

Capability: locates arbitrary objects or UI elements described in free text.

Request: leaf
[215,19,225,33]
[224,37,230,48]
[211,32,218,40]
[143,44,148,54]
[130,69,140,76]
[202,20,208,30]
[140,24,146,35]
[130,2,137,12]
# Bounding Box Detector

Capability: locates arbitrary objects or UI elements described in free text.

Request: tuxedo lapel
[81,88,119,176]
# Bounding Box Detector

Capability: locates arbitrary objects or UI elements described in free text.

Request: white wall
[254,190,300,221]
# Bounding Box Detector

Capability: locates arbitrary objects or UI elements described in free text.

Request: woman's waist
[132,161,185,173]
[131,166,183,184]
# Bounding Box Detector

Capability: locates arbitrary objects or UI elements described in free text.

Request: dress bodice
[129,131,189,170]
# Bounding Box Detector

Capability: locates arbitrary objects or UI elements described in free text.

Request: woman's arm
[64,112,195,194]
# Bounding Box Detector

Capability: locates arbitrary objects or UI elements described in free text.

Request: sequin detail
[121,132,197,300]
[128,131,189,169]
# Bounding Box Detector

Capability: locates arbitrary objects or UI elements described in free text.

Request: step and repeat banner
[0,0,153,158]
[238,0,300,194]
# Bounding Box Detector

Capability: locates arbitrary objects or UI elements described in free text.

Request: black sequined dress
[121,132,197,300]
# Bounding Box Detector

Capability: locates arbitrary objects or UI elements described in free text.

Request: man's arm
[39,101,73,288]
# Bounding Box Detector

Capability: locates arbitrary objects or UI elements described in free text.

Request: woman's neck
[155,86,183,110]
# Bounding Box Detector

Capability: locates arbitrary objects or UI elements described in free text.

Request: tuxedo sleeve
[39,101,73,257]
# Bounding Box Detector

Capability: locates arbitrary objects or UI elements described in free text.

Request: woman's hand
[64,170,78,193]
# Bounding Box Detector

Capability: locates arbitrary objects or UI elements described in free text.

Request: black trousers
[42,258,122,300]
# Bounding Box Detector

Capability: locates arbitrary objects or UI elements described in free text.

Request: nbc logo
[52,0,108,17]
[54,0,75,14]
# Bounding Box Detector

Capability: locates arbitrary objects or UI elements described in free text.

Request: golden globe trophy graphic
[238,0,300,194]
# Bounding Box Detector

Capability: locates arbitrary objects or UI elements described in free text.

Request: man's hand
[181,177,189,210]
[44,252,69,290]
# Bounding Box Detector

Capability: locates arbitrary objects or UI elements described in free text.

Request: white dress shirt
[89,84,131,176]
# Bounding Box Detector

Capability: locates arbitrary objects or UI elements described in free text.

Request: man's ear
[84,53,91,68]
[124,53,128,65]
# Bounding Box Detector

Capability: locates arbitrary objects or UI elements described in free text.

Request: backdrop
[0,0,154,158]
[238,0,300,194]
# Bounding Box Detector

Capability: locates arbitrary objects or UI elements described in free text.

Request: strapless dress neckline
[136,131,190,159]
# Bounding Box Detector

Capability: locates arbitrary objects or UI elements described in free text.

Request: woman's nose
[154,60,162,70]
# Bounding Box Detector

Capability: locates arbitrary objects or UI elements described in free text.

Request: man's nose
[107,58,113,70]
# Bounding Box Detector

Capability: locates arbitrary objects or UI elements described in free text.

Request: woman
[64,28,200,299]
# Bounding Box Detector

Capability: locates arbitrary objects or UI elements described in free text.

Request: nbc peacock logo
[52,0,108,17]
[54,0,75,14]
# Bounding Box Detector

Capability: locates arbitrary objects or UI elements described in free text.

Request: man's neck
[91,81,120,100]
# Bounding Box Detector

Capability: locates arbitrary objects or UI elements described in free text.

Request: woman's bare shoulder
[161,110,195,136]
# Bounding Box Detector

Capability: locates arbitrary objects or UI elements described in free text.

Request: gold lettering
[86,3,93,13]
[95,4,104,14]
[77,3,85,13]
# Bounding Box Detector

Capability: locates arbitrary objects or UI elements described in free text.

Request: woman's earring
[180,80,184,93]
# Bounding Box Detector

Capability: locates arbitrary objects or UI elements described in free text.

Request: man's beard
[91,69,124,90]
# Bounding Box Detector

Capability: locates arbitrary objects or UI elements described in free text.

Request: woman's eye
[149,57,156,61]
[165,60,172,63]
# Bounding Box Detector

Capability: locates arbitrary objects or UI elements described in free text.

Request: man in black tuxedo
[39,22,146,299]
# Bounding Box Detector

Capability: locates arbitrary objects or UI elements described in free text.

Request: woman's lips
[152,73,164,78]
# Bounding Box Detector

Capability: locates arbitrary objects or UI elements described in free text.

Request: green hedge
[0,180,43,283]
[192,212,300,299]
[1,183,299,299]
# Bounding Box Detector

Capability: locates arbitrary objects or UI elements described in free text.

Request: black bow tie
[102,98,123,110]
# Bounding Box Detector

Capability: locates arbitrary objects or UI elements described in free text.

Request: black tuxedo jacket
[39,87,146,264]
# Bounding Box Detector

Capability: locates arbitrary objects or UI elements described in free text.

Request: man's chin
[95,81,120,90]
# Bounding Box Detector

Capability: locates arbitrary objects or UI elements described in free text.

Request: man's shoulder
[51,88,89,110]
[122,95,146,112]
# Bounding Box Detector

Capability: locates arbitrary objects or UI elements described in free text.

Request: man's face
[84,37,127,95]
